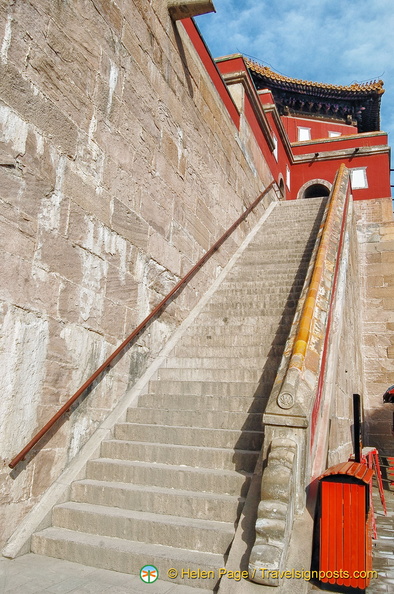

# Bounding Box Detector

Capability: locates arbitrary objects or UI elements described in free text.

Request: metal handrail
[9,181,276,468]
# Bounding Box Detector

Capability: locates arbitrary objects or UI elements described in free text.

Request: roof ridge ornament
[245,58,384,95]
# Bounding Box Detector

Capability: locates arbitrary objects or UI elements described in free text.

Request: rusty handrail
[9,181,276,469]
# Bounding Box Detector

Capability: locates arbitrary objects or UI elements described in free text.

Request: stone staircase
[31,197,327,590]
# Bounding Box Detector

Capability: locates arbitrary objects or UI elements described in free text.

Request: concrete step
[138,392,268,413]
[86,458,252,496]
[126,407,262,430]
[177,329,289,347]
[114,423,263,450]
[51,502,235,553]
[70,479,244,522]
[31,527,222,589]
[100,440,260,472]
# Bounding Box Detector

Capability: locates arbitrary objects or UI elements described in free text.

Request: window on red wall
[273,133,278,161]
[350,167,368,189]
[297,126,311,141]
[286,165,291,190]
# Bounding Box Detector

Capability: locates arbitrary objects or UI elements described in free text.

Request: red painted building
[218,55,390,202]
[183,18,391,204]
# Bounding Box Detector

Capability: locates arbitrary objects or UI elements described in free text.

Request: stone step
[51,503,234,554]
[177,329,289,346]
[171,343,284,358]
[222,273,306,285]
[86,458,252,496]
[265,213,322,221]
[175,339,286,353]
[138,392,267,413]
[100,440,260,472]
[126,407,262,430]
[239,252,313,263]
[194,314,295,327]
[256,237,316,246]
[155,367,269,383]
[211,285,304,298]
[163,355,280,370]
[231,259,309,269]
[247,234,317,243]
[31,527,222,589]
[204,301,298,313]
[218,278,306,290]
[114,423,263,450]
[70,479,244,522]
[147,379,272,397]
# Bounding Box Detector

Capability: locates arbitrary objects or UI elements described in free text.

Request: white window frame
[350,167,368,189]
[297,126,311,141]
[328,131,341,138]
[272,133,278,161]
[286,165,291,190]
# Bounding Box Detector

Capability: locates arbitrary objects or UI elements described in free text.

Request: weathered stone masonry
[0,0,273,548]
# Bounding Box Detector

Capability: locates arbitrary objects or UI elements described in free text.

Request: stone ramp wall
[356,197,394,455]
[0,1,272,548]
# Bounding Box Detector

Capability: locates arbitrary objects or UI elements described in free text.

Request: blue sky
[195,0,394,186]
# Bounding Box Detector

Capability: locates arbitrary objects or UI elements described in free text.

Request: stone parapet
[356,198,394,454]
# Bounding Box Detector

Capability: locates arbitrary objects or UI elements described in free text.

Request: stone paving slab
[0,554,206,594]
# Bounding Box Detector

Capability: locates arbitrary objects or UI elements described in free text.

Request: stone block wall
[0,0,272,547]
[356,197,394,455]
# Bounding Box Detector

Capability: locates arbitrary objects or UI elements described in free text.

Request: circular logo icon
[277,391,294,409]
[140,565,159,583]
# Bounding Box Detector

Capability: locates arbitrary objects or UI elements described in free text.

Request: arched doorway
[297,179,332,200]
[278,177,285,200]
[304,184,330,199]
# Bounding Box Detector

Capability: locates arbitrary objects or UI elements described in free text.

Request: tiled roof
[246,59,384,96]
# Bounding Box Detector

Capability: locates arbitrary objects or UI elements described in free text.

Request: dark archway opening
[304,184,330,199]
[279,179,285,199]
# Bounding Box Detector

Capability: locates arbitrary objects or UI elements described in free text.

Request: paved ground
[366,475,394,594]
[0,554,207,594]
[0,483,392,594]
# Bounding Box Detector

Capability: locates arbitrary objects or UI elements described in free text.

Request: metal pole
[353,393,362,463]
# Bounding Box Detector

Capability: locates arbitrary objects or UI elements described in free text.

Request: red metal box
[317,461,374,591]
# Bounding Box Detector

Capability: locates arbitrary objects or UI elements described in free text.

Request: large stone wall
[356,197,394,455]
[0,0,272,547]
